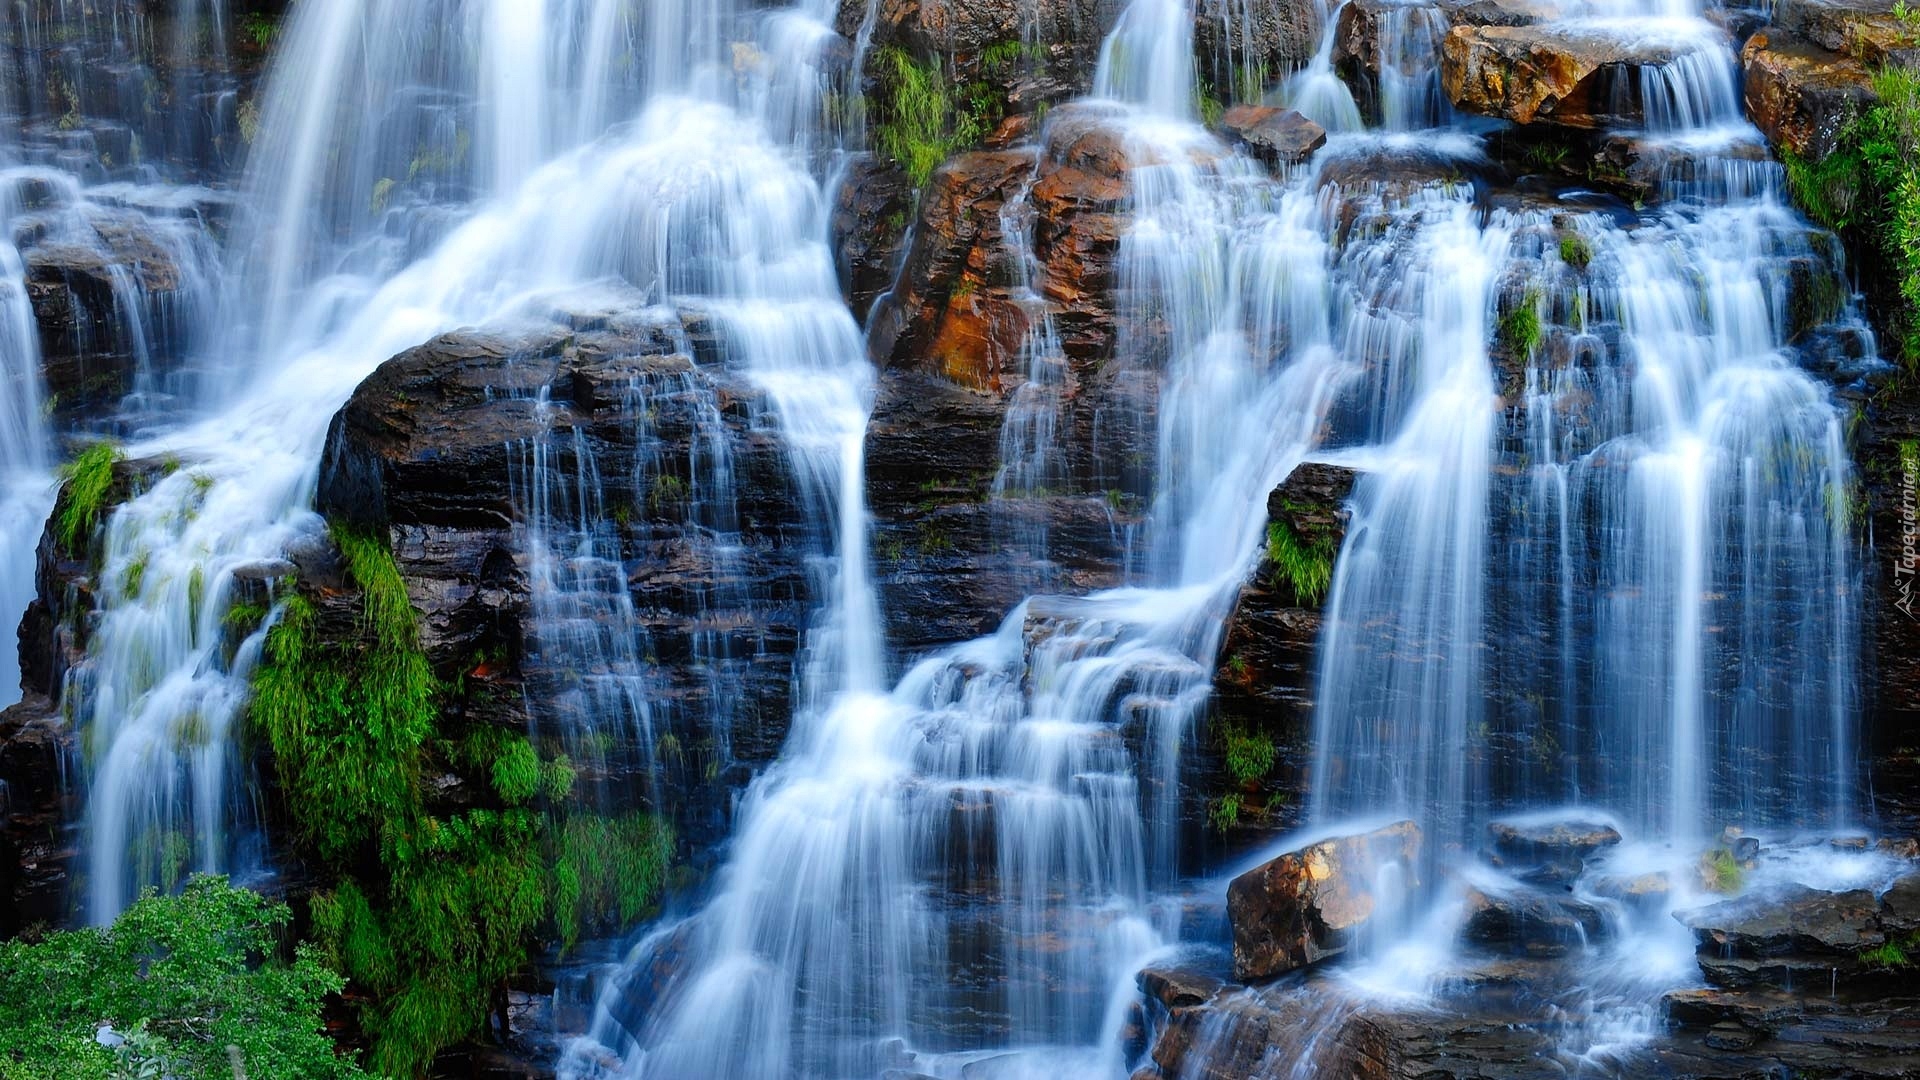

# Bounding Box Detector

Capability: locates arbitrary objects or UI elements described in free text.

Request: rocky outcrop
[1194,0,1323,103]
[1675,875,1920,991]
[1441,24,1703,128]
[1460,882,1609,957]
[0,695,74,937]
[865,105,1147,656]
[318,307,813,847]
[1772,0,1920,66]
[1742,30,1877,159]
[832,154,915,323]
[1225,819,1421,981]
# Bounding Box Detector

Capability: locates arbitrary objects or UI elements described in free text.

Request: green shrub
[1499,289,1544,358]
[1266,517,1335,606]
[0,876,367,1079]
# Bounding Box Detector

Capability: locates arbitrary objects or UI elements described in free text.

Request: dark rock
[1225,819,1422,981]
[1218,105,1326,168]
[832,154,915,323]
[0,694,76,937]
[1460,882,1609,957]
[1674,881,1920,990]
[1772,0,1920,65]
[1194,0,1322,105]
[1486,815,1621,865]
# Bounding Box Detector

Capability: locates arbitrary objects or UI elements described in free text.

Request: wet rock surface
[0,694,74,937]
[319,310,814,848]
[1742,29,1877,158]
[1441,23,1701,128]
[1675,874,1920,991]
[1225,819,1422,981]
[1218,106,1327,168]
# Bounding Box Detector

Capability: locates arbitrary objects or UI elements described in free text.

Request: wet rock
[0,694,76,937]
[1741,29,1876,159]
[1440,23,1702,128]
[1194,0,1323,103]
[1587,870,1672,916]
[1773,0,1920,66]
[22,210,205,427]
[1487,815,1621,864]
[1218,105,1326,168]
[1138,964,1225,1010]
[1460,882,1609,958]
[832,154,915,323]
[1225,819,1422,981]
[1674,881,1916,990]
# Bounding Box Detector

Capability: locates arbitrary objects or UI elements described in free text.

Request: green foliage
[57,441,122,551]
[1208,791,1243,833]
[1265,518,1334,606]
[1221,722,1278,787]
[239,13,277,49]
[869,44,1026,187]
[252,525,674,1075]
[1703,847,1745,894]
[1861,933,1918,968]
[0,876,366,1079]
[1499,288,1545,357]
[1558,233,1592,270]
[1785,65,1920,368]
[549,813,674,953]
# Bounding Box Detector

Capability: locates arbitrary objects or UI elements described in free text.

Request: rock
[1460,882,1610,957]
[21,209,213,427]
[318,311,814,850]
[1741,29,1876,159]
[0,695,76,937]
[1587,870,1672,916]
[1440,23,1705,128]
[1225,820,1422,981]
[1487,815,1622,864]
[1674,883,1905,990]
[1195,0,1322,103]
[1218,105,1327,168]
[832,154,915,323]
[1137,964,1225,1010]
[836,0,1106,125]
[1772,0,1920,66]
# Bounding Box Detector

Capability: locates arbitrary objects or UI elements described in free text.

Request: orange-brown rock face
[1225,819,1423,981]
[1742,29,1877,158]
[1440,24,1692,128]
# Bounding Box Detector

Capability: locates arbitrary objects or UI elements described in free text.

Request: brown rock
[1460,883,1610,957]
[1219,105,1327,167]
[1742,29,1877,158]
[1773,0,1920,65]
[1441,23,1699,128]
[1225,819,1422,981]
[832,154,915,323]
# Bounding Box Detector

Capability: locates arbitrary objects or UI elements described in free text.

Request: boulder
[1440,23,1701,128]
[1674,881,1917,990]
[1487,815,1622,864]
[1225,819,1422,981]
[1219,105,1327,168]
[1742,29,1877,159]
[1137,964,1225,1010]
[1460,882,1610,957]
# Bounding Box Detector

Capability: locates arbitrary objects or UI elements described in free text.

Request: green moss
[1220,720,1277,787]
[253,525,674,1074]
[1266,518,1334,606]
[1861,938,1914,968]
[1703,847,1745,894]
[57,441,122,551]
[1499,289,1545,358]
[1558,233,1592,270]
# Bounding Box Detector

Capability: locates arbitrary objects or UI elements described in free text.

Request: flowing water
[0,0,1884,1074]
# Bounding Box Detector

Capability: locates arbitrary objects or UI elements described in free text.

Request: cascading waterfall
[69,0,876,920]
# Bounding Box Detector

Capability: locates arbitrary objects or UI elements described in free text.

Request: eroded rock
[1226,819,1422,981]
[1742,29,1876,159]
[1441,23,1702,128]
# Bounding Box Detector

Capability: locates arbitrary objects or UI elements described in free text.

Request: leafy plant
[0,876,366,1079]
[1499,288,1545,358]
[1266,518,1335,606]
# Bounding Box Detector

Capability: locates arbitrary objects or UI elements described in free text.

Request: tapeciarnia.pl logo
[1899,442,1918,621]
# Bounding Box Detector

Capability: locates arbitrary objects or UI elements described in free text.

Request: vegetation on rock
[0,876,367,1080]
[870,43,1035,187]
[250,524,671,1076]
[1786,65,1920,369]
[56,441,122,551]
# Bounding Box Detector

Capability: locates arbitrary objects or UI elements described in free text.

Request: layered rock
[865,105,1147,656]
[1674,874,1920,991]
[1225,819,1422,981]
[1218,106,1327,168]
[1742,29,1877,159]
[318,309,812,847]
[1440,23,1705,128]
